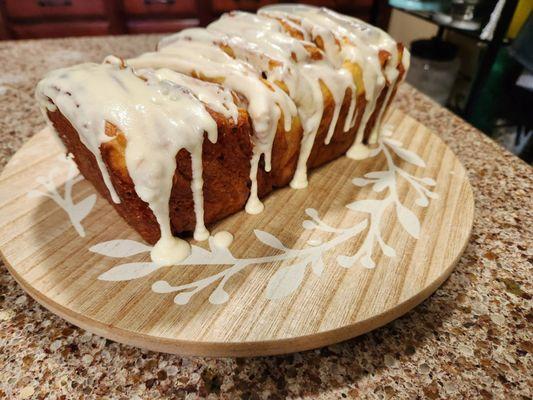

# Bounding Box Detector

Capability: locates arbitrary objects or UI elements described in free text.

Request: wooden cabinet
[123,0,197,16]
[4,0,106,19]
[127,18,199,33]
[0,0,389,40]
[121,0,200,34]
[0,0,116,39]
[211,0,281,13]
[9,21,110,39]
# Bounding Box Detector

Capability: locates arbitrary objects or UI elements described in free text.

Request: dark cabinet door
[122,0,197,16]
[5,0,106,19]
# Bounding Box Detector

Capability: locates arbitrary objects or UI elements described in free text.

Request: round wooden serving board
[0,110,474,357]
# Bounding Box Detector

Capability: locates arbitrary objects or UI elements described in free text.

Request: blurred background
[0,0,531,162]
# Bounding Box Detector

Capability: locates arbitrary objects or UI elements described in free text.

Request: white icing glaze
[212,230,234,248]
[35,7,408,266]
[346,142,371,160]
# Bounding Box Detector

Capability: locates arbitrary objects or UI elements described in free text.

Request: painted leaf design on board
[27,190,44,198]
[396,203,421,239]
[389,144,426,167]
[368,146,382,157]
[337,254,355,268]
[346,200,380,214]
[311,257,324,276]
[360,254,375,269]
[266,261,307,300]
[254,229,286,250]
[384,138,402,147]
[174,243,234,265]
[302,220,318,230]
[305,208,319,218]
[89,239,152,258]
[427,191,439,199]
[97,262,161,281]
[73,194,96,222]
[352,177,371,187]
[421,177,436,186]
[174,291,194,305]
[415,196,429,207]
[181,245,213,264]
[209,287,230,304]
[365,171,389,179]
[379,241,396,257]
[373,175,393,192]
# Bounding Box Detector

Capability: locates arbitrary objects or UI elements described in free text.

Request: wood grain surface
[0,110,474,357]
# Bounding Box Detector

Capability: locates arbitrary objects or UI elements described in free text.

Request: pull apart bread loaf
[36,5,409,265]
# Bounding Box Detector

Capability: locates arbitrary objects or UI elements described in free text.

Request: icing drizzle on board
[35,5,409,265]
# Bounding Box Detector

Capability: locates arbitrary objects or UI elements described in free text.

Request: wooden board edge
[0,199,473,358]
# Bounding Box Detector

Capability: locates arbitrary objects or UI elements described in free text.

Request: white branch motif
[27,154,96,237]
[91,133,439,305]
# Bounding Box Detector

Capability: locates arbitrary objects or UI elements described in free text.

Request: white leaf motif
[384,138,402,146]
[352,177,371,187]
[174,291,194,305]
[361,254,375,269]
[380,241,396,257]
[97,262,161,281]
[396,204,421,239]
[373,179,390,193]
[90,240,152,258]
[346,200,380,214]
[27,190,44,198]
[266,261,307,300]
[152,280,174,293]
[311,258,324,276]
[368,147,382,157]
[365,171,388,179]
[389,145,426,167]
[74,194,96,222]
[427,191,439,199]
[421,177,436,186]
[415,196,429,207]
[307,238,322,246]
[254,229,286,250]
[302,220,317,230]
[209,287,230,304]
[337,255,355,268]
[305,208,319,218]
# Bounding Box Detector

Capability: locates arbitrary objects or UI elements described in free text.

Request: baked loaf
[36,5,409,265]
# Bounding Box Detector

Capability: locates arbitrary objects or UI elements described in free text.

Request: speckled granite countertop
[0,35,531,400]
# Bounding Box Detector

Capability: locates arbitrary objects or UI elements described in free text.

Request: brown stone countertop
[0,35,531,400]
